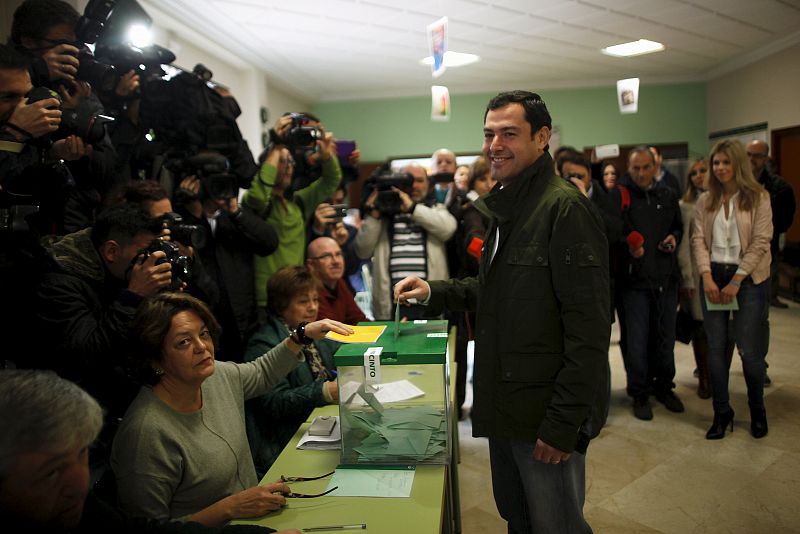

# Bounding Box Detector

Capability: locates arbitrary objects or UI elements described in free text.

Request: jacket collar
[479,151,554,224]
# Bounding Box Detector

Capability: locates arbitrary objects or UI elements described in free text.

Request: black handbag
[675,308,697,344]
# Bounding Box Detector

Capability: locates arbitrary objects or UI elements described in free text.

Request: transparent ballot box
[334,320,451,465]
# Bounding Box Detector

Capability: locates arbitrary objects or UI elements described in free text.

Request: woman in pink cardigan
[691,139,773,440]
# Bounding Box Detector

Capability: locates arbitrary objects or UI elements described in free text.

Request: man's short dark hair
[90,204,155,249]
[558,151,591,177]
[0,44,30,71]
[123,180,169,205]
[10,0,80,44]
[485,90,552,135]
[628,145,655,165]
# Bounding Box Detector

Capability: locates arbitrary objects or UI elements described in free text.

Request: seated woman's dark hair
[128,292,221,385]
[266,265,319,318]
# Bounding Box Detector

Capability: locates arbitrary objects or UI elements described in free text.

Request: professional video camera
[167,152,240,201]
[137,239,191,291]
[160,212,207,249]
[25,87,114,146]
[365,170,414,216]
[94,43,175,95]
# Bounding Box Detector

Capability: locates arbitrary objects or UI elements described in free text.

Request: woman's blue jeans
[701,263,769,413]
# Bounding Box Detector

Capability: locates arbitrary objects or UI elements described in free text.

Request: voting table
[234,322,461,533]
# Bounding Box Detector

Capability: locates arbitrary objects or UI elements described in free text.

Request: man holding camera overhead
[244,112,342,315]
[354,163,457,320]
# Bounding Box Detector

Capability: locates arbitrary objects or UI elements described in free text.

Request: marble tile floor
[456,301,800,534]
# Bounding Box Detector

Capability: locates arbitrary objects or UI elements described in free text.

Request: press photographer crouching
[168,152,280,361]
[354,164,457,320]
[33,204,179,431]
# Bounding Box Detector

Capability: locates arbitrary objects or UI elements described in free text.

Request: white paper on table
[296,416,341,450]
[341,379,425,406]
[325,467,416,497]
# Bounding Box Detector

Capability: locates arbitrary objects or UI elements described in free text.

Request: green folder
[705,296,739,311]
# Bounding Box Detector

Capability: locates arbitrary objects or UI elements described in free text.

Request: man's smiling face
[482,102,549,185]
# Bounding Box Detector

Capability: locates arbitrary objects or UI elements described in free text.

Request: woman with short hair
[111,292,351,526]
[244,265,341,477]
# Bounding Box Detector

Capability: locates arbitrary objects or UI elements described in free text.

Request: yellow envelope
[326,324,386,344]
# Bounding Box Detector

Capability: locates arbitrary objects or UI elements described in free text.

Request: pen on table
[302,523,366,532]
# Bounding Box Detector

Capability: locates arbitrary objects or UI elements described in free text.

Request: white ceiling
[149,0,800,103]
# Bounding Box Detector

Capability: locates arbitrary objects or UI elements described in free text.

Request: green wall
[312,83,708,162]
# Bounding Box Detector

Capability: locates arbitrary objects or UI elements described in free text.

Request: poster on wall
[427,17,448,78]
[431,85,450,122]
[617,77,640,114]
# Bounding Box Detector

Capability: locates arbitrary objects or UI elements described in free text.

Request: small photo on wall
[431,85,450,122]
[427,17,448,78]
[617,77,640,114]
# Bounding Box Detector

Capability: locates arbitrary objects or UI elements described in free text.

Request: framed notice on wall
[709,122,768,146]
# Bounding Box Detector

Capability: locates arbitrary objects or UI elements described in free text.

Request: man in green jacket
[395,91,610,534]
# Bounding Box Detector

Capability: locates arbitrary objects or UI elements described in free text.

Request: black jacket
[428,153,611,454]
[613,177,682,290]
[35,228,142,417]
[758,167,796,254]
[176,204,278,359]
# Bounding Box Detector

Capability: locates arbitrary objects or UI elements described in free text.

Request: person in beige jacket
[691,139,772,441]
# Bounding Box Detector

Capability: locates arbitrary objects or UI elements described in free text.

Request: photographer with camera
[1,44,92,218]
[244,113,342,313]
[10,0,122,233]
[0,44,99,369]
[266,111,357,193]
[172,158,279,361]
[34,204,173,423]
[354,163,457,320]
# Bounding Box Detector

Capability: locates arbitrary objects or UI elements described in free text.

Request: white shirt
[710,194,741,265]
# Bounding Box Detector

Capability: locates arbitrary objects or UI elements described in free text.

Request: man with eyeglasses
[306,237,367,325]
[747,140,796,309]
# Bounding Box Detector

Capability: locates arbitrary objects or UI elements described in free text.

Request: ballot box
[334,320,450,465]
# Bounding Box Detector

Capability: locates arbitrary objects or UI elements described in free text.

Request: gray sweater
[111,342,300,521]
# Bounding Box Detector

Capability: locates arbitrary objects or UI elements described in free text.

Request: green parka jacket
[428,152,610,454]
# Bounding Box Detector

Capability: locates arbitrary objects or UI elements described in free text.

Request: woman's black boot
[706,408,735,440]
[750,407,768,439]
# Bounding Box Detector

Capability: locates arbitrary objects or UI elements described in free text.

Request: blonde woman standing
[691,140,772,440]
[677,158,710,398]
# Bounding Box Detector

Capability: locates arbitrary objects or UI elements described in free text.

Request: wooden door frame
[771,126,800,176]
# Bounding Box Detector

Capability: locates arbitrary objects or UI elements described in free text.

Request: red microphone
[627,231,644,251]
[467,237,484,259]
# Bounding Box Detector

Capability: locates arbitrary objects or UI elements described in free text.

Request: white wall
[707,42,800,139]
[264,79,314,123]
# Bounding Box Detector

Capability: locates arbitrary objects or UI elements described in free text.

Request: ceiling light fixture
[602,39,665,58]
[420,51,480,68]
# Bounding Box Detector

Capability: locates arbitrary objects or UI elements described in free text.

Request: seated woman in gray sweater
[111,293,351,527]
